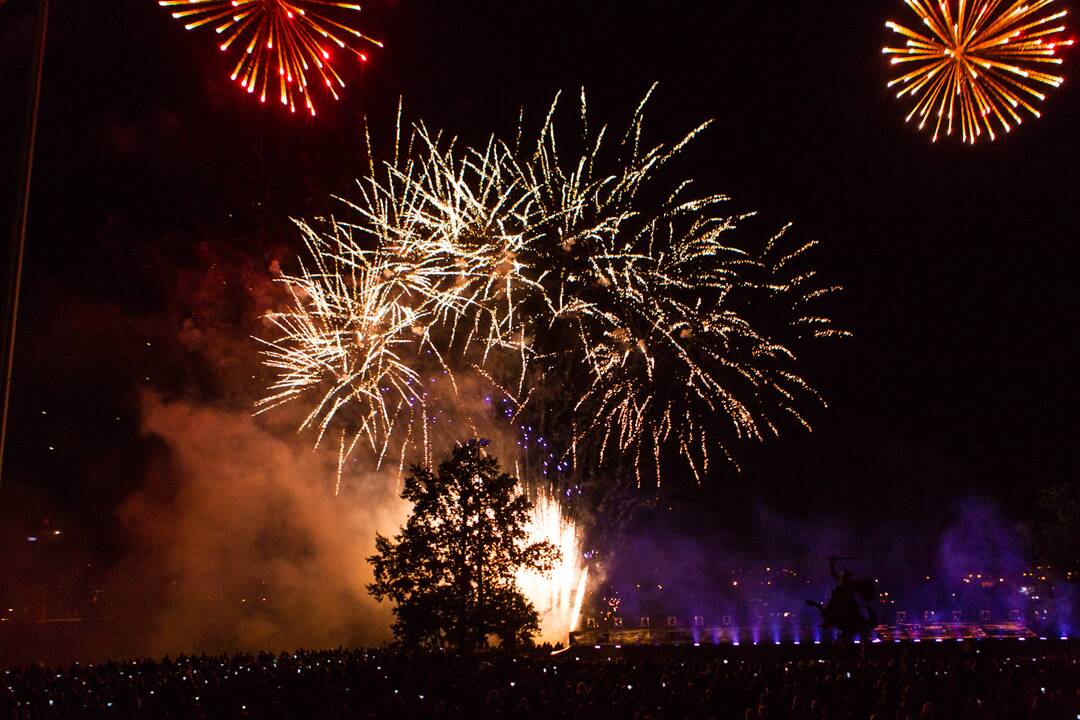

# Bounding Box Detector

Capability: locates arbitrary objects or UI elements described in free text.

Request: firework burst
[256,222,429,480]
[160,0,382,115]
[883,0,1072,143]
[257,89,847,488]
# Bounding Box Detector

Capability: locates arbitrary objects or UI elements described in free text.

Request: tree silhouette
[368,439,558,649]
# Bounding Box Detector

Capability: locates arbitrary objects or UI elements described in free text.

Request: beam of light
[256,89,848,488]
[515,490,589,645]
[159,0,382,115]
[883,0,1072,143]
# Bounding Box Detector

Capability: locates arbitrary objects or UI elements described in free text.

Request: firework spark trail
[515,490,589,644]
[159,0,382,115]
[514,89,848,484]
[883,0,1072,143]
[255,222,432,478]
[338,125,542,367]
[257,88,847,488]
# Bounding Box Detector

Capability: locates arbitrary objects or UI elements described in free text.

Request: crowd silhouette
[3,644,1078,719]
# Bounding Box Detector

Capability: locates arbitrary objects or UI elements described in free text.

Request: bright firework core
[883,0,1073,143]
[515,491,589,645]
[159,0,382,114]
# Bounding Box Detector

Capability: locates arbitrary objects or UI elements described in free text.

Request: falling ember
[158,0,382,115]
[883,0,1072,143]
[515,491,589,645]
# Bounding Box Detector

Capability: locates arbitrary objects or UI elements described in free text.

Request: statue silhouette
[806,556,878,642]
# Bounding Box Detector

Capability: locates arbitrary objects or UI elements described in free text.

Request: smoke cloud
[595,491,1078,637]
[936,497,1025,582]
[110,392,408,657]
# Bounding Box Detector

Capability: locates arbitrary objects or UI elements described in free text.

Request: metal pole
[0,0,50,490]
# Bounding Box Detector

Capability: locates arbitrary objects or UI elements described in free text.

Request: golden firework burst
[256,92,848,488]
[884,0,1072,143]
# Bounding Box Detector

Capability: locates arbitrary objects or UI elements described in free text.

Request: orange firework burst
[160,0,382,115]
[883,0,1073,143]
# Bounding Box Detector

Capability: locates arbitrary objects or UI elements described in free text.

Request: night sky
[1,0,1078,574]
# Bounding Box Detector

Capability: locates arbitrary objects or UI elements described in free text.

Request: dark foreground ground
[2,642,1078,719]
